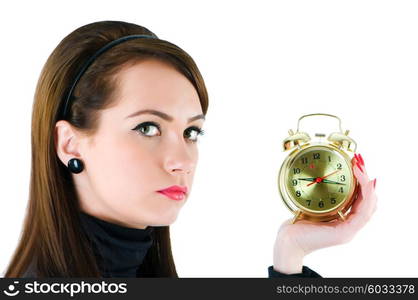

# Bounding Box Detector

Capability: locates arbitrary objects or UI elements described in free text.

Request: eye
[132,122,161,137]
[184,126,205,143]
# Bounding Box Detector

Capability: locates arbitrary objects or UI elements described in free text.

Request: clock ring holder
[278,113,360,223]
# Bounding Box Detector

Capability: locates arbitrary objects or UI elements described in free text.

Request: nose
[163,139,195,175]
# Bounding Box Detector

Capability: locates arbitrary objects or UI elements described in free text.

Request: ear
[54,120,82,168]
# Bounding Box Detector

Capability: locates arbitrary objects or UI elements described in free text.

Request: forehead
[111,59,202,115]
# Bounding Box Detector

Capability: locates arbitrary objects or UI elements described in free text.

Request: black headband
[60,34,157,120]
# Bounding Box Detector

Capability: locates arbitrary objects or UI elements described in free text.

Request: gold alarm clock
[278,113,359,223]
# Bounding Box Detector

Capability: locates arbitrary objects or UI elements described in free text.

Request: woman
[4,20,377,278]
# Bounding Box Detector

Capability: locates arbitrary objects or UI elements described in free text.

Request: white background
[1,0,417,277]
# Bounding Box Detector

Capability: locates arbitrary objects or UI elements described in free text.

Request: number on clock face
[286,148,351,211]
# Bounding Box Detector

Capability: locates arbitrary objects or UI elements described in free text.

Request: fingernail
[373,178,377,188]
[356,161,363,173]
[354,154,360,166]
[358,153,365,166]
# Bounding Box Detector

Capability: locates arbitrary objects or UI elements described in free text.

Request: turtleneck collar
[79,211,154,278]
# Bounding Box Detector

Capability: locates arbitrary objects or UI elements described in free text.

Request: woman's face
[56,59,204,229]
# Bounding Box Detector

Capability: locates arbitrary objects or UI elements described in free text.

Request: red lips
[157,185,188,201]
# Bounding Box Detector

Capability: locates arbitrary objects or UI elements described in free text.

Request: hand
[272,153,377,274]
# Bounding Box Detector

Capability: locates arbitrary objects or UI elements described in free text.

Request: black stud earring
[67,158,84,174]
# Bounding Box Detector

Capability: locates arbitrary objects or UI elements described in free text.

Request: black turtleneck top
[21,212,321,277]
[78,211,321,278]
[79,211,154,278]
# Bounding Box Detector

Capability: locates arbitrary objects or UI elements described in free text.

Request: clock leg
[337,210,346,221]
[292,210,302,224]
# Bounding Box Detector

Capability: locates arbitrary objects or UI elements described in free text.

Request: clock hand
[322,179,346,185]
[307,170,341,187]
[321,169,340,179]
[297,178,316,182]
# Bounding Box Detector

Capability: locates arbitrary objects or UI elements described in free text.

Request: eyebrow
[125,109,205,123]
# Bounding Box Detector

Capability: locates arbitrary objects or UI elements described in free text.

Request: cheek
[87,134,159,202]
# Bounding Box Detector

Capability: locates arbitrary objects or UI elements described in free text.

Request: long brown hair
[4,20,208,277]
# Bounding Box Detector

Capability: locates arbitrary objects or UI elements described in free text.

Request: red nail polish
[354,154,360,165]
[356,161,363,173]
[358,153,365,166]
[373,178,376,188]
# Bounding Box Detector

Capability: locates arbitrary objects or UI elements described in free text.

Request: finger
[352,157,370,187]
[354,153,368,175]
[348,186,363,214]
[350,179,375,215]
[343,179,377,229]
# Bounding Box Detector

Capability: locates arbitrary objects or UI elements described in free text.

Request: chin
[150,212,180,227]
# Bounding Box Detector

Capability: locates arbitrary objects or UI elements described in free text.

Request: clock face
[285,147,353,212]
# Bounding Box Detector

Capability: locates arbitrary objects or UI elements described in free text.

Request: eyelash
[132,121,205,143]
